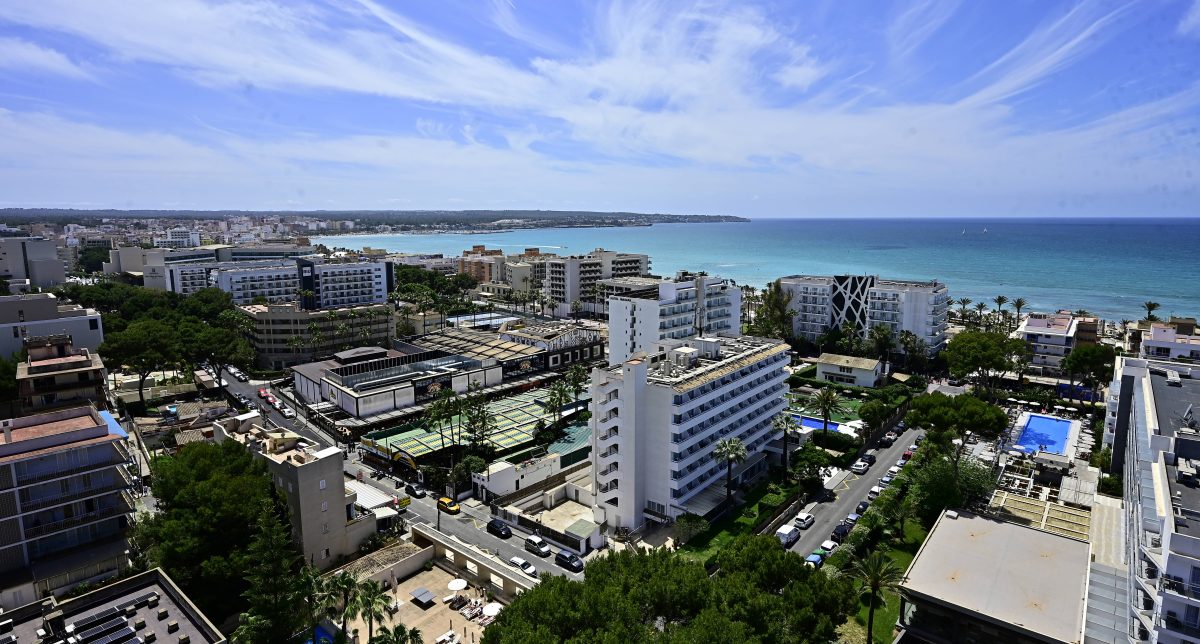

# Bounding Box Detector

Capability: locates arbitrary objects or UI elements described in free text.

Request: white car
[509,556,537,578]
[850,461,870,475]
[794,512,815,529]
[888,465,902,476]
[281,407,296,419]
[820,540,840,553]
[868,485,883,500]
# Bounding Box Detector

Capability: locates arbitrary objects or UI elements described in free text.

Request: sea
[314,217,1200,322]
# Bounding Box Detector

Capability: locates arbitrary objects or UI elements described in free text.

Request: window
[319,479,326,490]
[322,522,329,534]
[321,548,330,560]
[287,482,293,493]
[321,500,328,512]
[89,319,99,330]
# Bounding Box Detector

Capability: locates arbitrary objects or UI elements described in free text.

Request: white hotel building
[1018,312,1079,376]
[778,274,950,354]
[543,248,651,317]
[607,272,741,365]
[157,257,392,308]
[589,335,789,531]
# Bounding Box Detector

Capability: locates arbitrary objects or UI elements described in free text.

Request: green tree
[905,392,1007,487]
[133,441,282,621]
[749,279,795,339]
[101,318,178,407]
[0,353,18,401]
[78,246,111,273]
[451,454,488,491]
[545,379,571,424]
[943,330,1027,400]
[808,388,849,433]
[714,437,748,500]
[1061,343,1116,400]
[673,513,709,546]
[327,570,361,640]
[773,412,796,473]
[234,502,300,644]
[1143,300,1161,322]
[356,579,390,642]
[955,297,973,324]
[296,565,333,644]
[868,324,895,362]
[897,330,928,373]
[849,551,906,644]
[857,400,893,442]
[1011,297,1028,329]
[792,442,831,491]
[907,456,996,525]
[570,298,583,321]
[565,363,589,403]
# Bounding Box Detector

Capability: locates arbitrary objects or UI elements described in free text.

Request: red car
[257,388,268,398]
[266,395,277,405]
[903,450,914,460]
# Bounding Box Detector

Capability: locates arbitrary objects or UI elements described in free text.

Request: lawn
[853,519,929,643]
[676,480,796,564]
[787,392,864,423]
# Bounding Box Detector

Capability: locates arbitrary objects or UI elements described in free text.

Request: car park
[437,497,461,514]
[405,484,427,498]
[525,535,552,557]
[775,524,801,548]
[794,512,815,529]
[486,519,512,538]
[555,550,584,572]
[856,501,870,514]
[509,556,538,578]
[850,461,870,475]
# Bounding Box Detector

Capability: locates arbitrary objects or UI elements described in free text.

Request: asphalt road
[220,376,341,448]
[790,426,923,557]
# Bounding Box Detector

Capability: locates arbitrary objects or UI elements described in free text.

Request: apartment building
[239,302,395,369]
[108,243,315,279]
[1018,312,1079,376]
[301,258,393,310]
[154,257,392,307]
[778,274,950,354]
[0,237,66,289]
[16,335,107,412]
[0,294,104,359]
[387,253,460,276]
[1106,357,1200,642]
[0,406,136,602]
[607,272,741,365]
[151,228,201,249]
[218,415,374,570]
[589,335,789,531]
[543,249,651,317]
[1139,318,1200,362]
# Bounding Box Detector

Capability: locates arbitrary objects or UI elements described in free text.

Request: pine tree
[234,502,300,643]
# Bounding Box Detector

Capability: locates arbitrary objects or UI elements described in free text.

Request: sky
[1,0,1199,218]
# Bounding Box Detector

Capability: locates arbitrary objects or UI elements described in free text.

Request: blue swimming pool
[791,414,840,432]
[303,625,335,644]
[1015,414,1073,455]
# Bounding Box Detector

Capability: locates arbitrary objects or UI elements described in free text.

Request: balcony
[21,470,133,513]
[16,453,128,487]
[1161,615,1200,639]
[24,491,133,539]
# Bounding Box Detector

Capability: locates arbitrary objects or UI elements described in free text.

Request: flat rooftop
[414,328,541,362]
[1149,369,1200,438]
[629,336,787,391]
[813,352,879,371]
[902,510,1089,643]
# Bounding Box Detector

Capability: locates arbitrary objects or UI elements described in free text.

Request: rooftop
[1021,312,1077,335]
[629,336,788,391]
[414,328,542,362]
[813,352,880,371]
[1148,369,1200,439]
[902,510,1090,644]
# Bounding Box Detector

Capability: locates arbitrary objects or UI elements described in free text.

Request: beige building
[812,353,883,388]
[216,414,375,570]
[239,302,395,369]
[16,335,108,411]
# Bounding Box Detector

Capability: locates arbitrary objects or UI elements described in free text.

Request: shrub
[759,492,787,509]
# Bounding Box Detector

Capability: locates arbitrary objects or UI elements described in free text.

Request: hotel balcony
[16,453,129,487]
[20,469,133,513]
[23,491,134,539]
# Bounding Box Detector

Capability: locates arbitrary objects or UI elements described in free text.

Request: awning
[371,506,398,520]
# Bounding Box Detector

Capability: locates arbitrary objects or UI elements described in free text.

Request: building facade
[0,294,104,359]
[1139,319,1200,362]
[1018,312,1079,376]
[812,353,883,387]
[0,406,135,597]
[239,302,395,369]
[151,228,201,249]
[607,272,741,365]
[0,237,66,289]
[778,274,950,354]
[16,335,107,411]
[589,335,789,531]
[543,249,651,317]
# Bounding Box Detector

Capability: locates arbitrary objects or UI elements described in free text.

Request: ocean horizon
[314,217,1200,322]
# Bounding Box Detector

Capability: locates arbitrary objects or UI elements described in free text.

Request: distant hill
[0,208,748,229]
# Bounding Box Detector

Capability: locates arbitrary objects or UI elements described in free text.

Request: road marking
[836,475,858,491]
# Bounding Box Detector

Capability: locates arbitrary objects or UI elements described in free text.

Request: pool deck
[1014,412,1082,461]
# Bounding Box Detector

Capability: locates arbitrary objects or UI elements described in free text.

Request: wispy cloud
[0,37,92,80]
[887,0,960,63]
[1181,0,1200,37]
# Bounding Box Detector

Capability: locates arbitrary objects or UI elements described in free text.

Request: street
[790,426,922,557]
[221,375,586,582]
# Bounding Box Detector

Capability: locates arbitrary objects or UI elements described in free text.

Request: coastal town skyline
[2,0,1199,216]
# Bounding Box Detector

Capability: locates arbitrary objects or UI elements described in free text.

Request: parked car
[896,458,908,468]
[525,535,552,557]
[850,461,870,475]
[888,466,902,476]
[437,497,461,514]
[775,524,801,548]
[794,512,815,529]
[555,550,584,572]
[811,547,830,560]
[880,475,894,487]
[257,388,268,398]
[281,407,296,419]
[915,434,925,444]
[486,519,512,538]
[856,500,870,514]
[820,540,840,553]
[861,450,877,465]
[830,523,852,543]
[405,484,427,498]
[844,513,861,526]
[509,556,537,578]
[868,485,883,500]
[883,431,899,444]
[903,449,914,460]
[804,554,824,568]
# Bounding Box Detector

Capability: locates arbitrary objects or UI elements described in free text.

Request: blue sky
[1,0,1199,217]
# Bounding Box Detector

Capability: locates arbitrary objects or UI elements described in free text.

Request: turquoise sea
[315,218,1200,321]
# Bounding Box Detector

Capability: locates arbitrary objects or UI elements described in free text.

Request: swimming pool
[1015,414,1073,455]
[791,414,840,432]
[303,625,336,644]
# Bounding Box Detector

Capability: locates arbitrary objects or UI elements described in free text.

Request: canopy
[447,579,468,591]
[482,603,503,617]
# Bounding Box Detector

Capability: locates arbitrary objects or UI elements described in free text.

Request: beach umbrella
[482,603,503,617]
[448,578,468,592]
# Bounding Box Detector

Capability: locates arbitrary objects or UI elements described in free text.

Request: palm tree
[809,388,849,434]
[714,437,748,500]
[1144,300,1161,322]
[546,380,571,424]
[773,413,795,474]
[992,295,1008,321]
[973,302,988,327]
[355,579,390,642]
[955,297,972,323]
[868,324,895,362]
[296,565,333,644]
[1010,297,1027,331]
[370,624,406,644]
[850,551,906,644]
[328,571,360,639]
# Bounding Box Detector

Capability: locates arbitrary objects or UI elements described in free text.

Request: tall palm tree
[773,413,795,474]
[1144,300,1161,322]
[546,380,571,424]
[355,579,390,642]
[850,551,906,644]
[973,302,988,327]
[328,571,360,639]
[296,565,333,644]
[714,437,748,500]
[1010,297,1027,331]
[868,324,895,362]
[809,388,849,434]
[955,297,972,323]
[992,295,1008,318]
[369,624,407,644]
